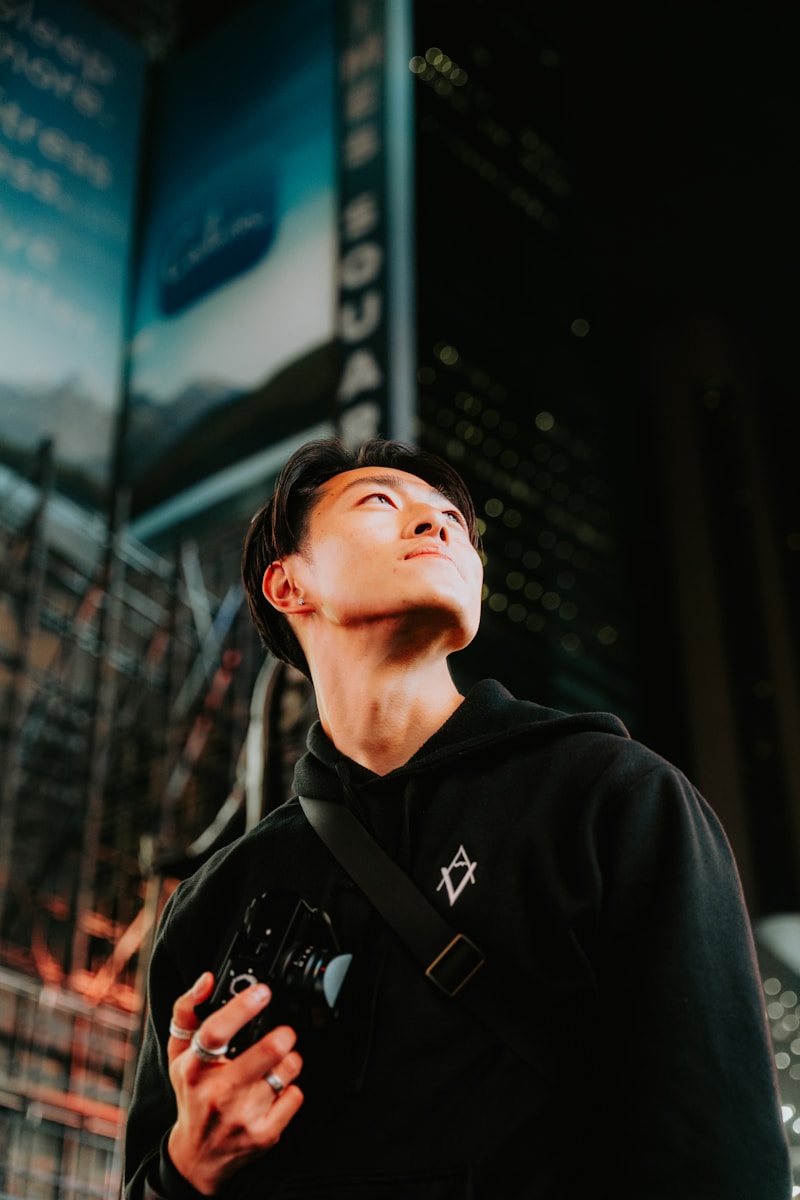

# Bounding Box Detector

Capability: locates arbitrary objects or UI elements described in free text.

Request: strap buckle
[425,933,485,997]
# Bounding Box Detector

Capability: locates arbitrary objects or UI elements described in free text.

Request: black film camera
[194,888,353,1055]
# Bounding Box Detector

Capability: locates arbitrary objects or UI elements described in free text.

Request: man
[124,436,791,1198]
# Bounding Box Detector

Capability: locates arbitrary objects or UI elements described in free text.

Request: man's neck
[311,652,464,776]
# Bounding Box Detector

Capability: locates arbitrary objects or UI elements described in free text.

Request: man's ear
[261,561,307,614]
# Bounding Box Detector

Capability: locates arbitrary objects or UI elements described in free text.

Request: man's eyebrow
[333,473,451,506]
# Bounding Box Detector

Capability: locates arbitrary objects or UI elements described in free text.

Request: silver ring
[265,1071,285,1095]
[190,1030,229,1063]
[169,1019,194,1041]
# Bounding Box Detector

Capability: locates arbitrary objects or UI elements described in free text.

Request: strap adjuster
[425,933,485,997]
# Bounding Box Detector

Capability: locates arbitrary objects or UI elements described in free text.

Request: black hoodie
[124,680,791,1199]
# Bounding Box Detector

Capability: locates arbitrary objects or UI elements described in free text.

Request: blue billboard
[123,0,341,529]
[0,0,146,506]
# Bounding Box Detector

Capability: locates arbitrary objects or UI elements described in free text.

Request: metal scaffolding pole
[70,490,130,981]
[0,440,55,934]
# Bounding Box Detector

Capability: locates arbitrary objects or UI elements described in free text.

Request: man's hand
[165,972,304,1196]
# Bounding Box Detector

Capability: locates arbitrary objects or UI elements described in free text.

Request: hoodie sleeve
[122,887,186,1200]
[592,758,791,1199]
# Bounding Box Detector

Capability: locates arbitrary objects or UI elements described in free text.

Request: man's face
[285,465,484,652]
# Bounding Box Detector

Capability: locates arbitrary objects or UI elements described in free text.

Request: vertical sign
[336,0,415,448]
[0,0,146,508]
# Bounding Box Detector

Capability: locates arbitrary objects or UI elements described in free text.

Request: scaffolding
[0,443,316,1199]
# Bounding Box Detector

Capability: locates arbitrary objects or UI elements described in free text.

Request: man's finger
[263,1048,303,1099]
[185,982,275,1063]
[167,972,214,1059]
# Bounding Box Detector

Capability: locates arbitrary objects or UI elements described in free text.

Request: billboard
[125,0,416,543]
[123,0,341,534]
[0,0,146,507]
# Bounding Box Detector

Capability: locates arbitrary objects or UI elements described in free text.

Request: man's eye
[445,510,466,525]
[366,493,393,505]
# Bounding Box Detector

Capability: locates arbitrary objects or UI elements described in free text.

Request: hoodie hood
[293,677,629,801]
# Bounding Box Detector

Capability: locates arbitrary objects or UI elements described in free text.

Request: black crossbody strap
[299,795,553,1081]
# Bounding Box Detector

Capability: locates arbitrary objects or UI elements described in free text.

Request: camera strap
[298,795,555,1082]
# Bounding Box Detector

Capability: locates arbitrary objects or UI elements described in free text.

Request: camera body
[194,888,353,1055]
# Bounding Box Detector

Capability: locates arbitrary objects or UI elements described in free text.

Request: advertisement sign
[336,0,415,449]
[0,0,146,507]
[124,0,340,528]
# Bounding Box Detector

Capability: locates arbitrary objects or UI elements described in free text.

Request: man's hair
[241,437,482,676]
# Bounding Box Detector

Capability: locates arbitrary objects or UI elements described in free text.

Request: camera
[194,888,353,1055]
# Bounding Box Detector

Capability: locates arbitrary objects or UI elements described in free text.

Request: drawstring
[334,757,356,796]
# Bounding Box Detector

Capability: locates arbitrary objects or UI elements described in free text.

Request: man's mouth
[406,547,450,560]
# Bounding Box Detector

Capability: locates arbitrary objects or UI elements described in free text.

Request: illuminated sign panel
[123,0,340,522]
[0,0,146,507]
[337,0,415,448]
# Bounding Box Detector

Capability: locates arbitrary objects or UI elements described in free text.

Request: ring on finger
[190,1030,229,1063]
[169,1019,194,1041]
[265,1071,285,1095]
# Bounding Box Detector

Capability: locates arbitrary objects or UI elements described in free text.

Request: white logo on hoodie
[436,844,477,906]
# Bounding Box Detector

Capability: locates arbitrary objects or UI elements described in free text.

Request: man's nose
[410,508,448,540]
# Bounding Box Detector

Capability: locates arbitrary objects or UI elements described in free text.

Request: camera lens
[280,946,353,1029]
